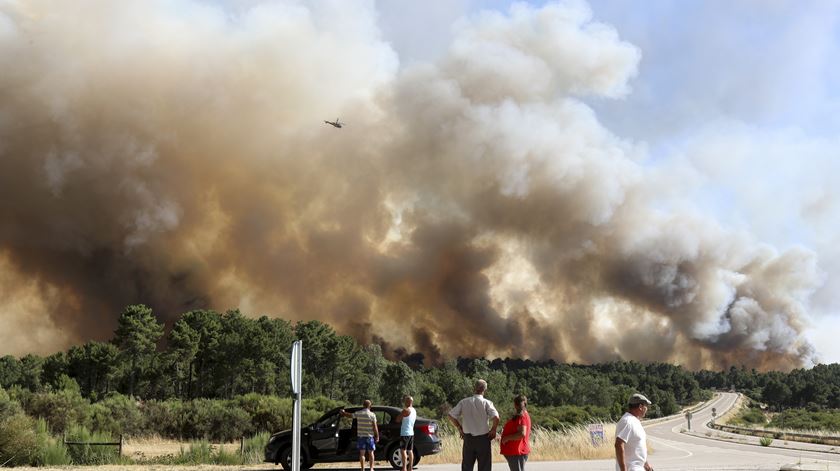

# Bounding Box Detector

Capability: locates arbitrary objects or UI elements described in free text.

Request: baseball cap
[628,393,652,406]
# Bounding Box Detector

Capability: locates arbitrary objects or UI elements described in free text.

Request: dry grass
[121,436,242,461]
[719,393,747,424]
[422,423,616,464]
[17,424,618,470]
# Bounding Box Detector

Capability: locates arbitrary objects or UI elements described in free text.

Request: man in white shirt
[615,393,653,471]
[448,379,500,471]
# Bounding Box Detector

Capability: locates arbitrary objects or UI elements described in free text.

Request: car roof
[326,405,401,414]
[315,405,432,425]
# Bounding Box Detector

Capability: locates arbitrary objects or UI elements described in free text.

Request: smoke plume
[0,0,820,370]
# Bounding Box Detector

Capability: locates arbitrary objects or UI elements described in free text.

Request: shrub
[141,399,181,438]
[87,394,145,436]
[0,412,37,466]
[24,388,90,434]
[769,408,840,432]
[0,387,22,419]
[215,445,241,465]
[177,399,251,441]
[235,393,293,434]
[33,419,70,466]
[176,440,214,465]
[735,407,766,425]
[170,440,243,465]
[759,436,773,447]
[242,432,269,464]
[528,404,611,429]
[64,424,120,465]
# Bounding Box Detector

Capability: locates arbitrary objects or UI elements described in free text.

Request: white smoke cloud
[0,0,825,369]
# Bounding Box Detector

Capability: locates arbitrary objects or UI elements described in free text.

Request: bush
[176,440,214,464]
[735,407,766,425]
[302,396,344,424]
[64,424,120,465]
[178,399,251,441]
[33,419,70,466]
[235,393,293,435]
[0,412,37,466]
[769,408,840,432]
[215,445,241,465]
[24,388,90,434]
[529,404,611,429]
[242,432,269,464]
[169,440,243,465]
[86,394,145,436]
[759,436,773,447]
[141,399,181,438]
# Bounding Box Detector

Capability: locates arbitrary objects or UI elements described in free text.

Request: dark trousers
[462,434,491,471]
[504,454,528,471]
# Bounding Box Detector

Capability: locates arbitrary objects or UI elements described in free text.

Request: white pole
[291,340,303,471]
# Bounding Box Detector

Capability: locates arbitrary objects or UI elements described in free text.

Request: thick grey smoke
[0,0,820,370]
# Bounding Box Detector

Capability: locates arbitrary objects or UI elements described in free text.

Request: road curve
[391,392,840,471]
[643,392,839,470]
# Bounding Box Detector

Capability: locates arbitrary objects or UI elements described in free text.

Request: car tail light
[419,423,437,435]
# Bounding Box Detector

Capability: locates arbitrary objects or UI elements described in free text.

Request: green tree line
[4,303,840,463]
[0,305,710,418]
[695,364,840,411]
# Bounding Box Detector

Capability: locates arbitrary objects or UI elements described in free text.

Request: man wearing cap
[615,393,654,471]
[448,379,500,471]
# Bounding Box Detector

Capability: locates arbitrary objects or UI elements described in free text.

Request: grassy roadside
[423,424,616,464]
[10,423,617,470]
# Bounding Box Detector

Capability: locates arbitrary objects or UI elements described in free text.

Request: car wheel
[279,446,309,471]
[387,445,421,469]
[387,445,402,470]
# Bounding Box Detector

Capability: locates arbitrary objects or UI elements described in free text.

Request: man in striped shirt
[341,400,379,471]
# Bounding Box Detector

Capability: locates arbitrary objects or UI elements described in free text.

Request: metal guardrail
[709,422,840,446]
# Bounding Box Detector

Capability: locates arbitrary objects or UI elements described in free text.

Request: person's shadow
[242,468,393,471]
[243,466,416,471]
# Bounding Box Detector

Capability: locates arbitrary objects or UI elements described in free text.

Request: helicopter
[324,118,343,128]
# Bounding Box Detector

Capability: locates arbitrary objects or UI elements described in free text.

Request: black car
[264,406,442,470]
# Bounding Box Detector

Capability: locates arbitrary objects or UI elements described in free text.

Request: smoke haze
[0,0,821,370]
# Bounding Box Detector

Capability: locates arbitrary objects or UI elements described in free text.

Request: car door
[372,408,396,445]
[310,412,340,457]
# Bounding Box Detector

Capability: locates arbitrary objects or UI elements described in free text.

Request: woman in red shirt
[500,395,531,471]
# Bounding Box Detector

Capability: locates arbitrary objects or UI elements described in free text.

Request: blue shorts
[357,436,376,451]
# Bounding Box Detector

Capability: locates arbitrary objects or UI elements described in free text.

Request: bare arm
[501,424,526,444]
[339,409,353,418]
[447,415,464,439]
[614,438,626,471]
[374,421,380,442]
[396,408,410,422]
[488,416,500,440]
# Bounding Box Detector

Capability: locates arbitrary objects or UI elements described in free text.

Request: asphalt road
[357,392,840,471]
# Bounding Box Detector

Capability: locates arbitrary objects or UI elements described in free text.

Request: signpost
[587,423,605,445]
[290,340,303,471]
[685,411,693,431]
[711,407,717,426]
